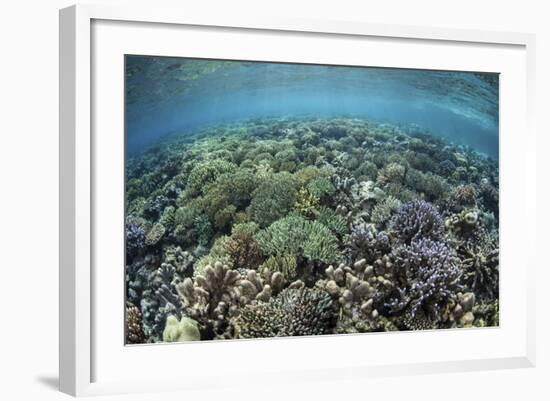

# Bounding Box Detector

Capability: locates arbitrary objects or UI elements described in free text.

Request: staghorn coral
[302,221,340,263]
[254,214,309,256]
[389,200,444,244]
[255,214,339,264]
[388,238,462,325]
[233,287,334,338]
[317,206,348,238]
[347,223,391,264]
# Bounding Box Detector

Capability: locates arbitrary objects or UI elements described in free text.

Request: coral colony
[125,117,499,343]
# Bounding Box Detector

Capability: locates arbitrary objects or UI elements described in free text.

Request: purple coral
[388,238,462,322]
[347,223,391,263]
[389,200,444,244]
[126,216,145,259]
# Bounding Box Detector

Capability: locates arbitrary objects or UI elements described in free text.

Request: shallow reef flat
[125,117,499,343]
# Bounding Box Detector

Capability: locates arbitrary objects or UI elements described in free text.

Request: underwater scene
[125,56,499,344]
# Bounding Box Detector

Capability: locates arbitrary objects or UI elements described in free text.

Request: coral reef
[125,117,499,343]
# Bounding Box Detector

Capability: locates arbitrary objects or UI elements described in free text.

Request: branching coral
[377,162,406,184]
[449,184,478,210]
[317,207,348,238]
[444,208,481,239]
[177,261,243,339]
[388,238,462,325]
[370,196,401,228]
[294,188,320,218]
[259,254,298,280]
[255,214,339,264]
[389,200,444,244]
[254,214,309,256]
[137,263,184,341]
[163,245,195,276]
[302,221,340,263]
[315,262,394,333]
[306,177,336,201]
[233,287,334,338]
[126,216,146,259]
[347,223,391,264]
[457,231,499,300]
[225,231,264,270]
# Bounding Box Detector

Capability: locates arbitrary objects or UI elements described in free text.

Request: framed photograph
[59,4,536,396]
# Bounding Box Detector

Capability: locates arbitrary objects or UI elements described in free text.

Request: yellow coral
[162,315,201,342]
[294,188,320,218]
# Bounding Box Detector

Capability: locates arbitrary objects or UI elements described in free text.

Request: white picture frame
[59,4,536,397]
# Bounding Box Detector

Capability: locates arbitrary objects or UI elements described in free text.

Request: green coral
[248,172,298,227]
[370,196,402,228]
[259,254,298,280]
[302,221,339,263]
[306,177,336,200]
[254,214,309,256]
[255,214,339,264]
[294,188,320,218]
[317,207,348,238]
[231,222,260,237]
[186,159,237,196]
[194,214,213,246]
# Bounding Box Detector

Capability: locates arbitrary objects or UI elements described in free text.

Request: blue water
[125,56,499,157]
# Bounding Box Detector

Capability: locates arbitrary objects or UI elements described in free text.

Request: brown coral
[176,261,243,339]
[126,305,145,344]
[225,232,264,270]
